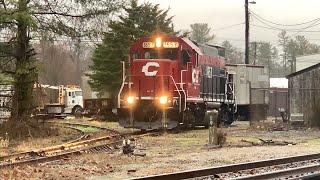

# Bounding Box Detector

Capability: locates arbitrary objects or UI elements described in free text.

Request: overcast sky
[142,0,320,50]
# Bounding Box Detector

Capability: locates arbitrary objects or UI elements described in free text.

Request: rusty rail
[0,134,123,168]
[134,153,320,180]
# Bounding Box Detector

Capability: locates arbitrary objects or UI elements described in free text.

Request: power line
[249,9,320,27]
[291,19,320,36]
[212,23,244,31]
[217,37,245,42]
[251,23,320,32]
[250,13,320,32]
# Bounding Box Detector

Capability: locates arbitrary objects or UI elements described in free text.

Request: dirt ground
[1,120,320,180]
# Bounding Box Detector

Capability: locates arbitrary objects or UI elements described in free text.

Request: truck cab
[63,87,84,114]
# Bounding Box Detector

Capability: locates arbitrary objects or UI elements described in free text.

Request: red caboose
[117,35,236,130]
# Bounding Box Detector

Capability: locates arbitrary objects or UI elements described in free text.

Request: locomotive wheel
[218,107,233,126]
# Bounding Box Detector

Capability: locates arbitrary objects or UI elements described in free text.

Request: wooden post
[208,109,219,145]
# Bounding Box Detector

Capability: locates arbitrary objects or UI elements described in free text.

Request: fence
[249,88,289,121]
[0,84,13,121]
[289,88,320,126]
[250,87,320,126]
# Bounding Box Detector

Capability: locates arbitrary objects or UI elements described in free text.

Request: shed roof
[296,54,320,71]
[286,62,320,78]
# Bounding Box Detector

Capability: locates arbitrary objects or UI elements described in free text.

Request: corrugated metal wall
[289,66,320,123]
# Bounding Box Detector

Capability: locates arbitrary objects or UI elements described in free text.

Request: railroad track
[0,122,123,168]
[0,133,123,168]
[0,121,161,168]
[135,153,320,180]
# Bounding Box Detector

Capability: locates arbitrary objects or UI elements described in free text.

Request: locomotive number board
[143,42,155,48]
[163,42,179,48]
[143,42,179,48]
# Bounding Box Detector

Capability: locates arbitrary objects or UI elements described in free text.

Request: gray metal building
[287,62,320,124]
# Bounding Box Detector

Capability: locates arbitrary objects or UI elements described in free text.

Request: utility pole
[245,0,249,64]
[253,42,257,65]
[244,0,256,64]
[291,52,296,73]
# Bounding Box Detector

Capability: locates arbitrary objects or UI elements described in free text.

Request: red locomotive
[117,34,236,130]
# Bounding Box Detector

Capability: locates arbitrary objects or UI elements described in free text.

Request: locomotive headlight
[127,96,135,104]
[155,37,162,48]
[159,96,168,105]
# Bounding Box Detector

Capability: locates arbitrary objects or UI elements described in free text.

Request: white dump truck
[34,84,84,116]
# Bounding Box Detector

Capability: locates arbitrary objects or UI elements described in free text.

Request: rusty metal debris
[241,138,296,146]
[122,138,135,155]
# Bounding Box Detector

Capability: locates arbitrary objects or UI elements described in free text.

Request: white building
[270,78,288,88]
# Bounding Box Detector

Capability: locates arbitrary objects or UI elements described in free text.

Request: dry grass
[60,118,139,134]
[3,120,320,179]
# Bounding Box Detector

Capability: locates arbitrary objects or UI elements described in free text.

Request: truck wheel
[72,106,83,117]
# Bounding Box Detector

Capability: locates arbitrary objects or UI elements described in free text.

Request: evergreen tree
[89,0,175,96]
[221,40,243,64]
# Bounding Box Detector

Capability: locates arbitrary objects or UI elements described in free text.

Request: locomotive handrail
[117,75,127,108]
[158,75,186,112]
[180,70,187,89]
[118,61,126,108]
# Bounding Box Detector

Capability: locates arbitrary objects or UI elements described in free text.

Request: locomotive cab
[118,35,236,130]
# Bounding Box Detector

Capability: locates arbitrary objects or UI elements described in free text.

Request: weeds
[216,130,227,146]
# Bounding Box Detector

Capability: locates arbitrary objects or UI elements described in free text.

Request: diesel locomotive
[117,35,236,130]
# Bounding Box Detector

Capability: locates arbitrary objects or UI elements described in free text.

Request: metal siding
[289,65,320,122]
[226,64,269,105]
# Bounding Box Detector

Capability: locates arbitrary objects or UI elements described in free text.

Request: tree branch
[32,9,115,19]
[33,11,88,18]
[1,70,15,75]
[0,0,7,10]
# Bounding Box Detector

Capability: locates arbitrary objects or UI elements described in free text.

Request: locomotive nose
[130,59,177,99]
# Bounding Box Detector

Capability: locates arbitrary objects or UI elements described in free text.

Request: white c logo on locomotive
[192,68,199,83]
[142,62,160,76]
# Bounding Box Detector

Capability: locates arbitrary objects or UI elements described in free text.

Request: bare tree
[278,30,289,70]
[0,0,123,137]
[35,41,79,85]
[190,23,214,44]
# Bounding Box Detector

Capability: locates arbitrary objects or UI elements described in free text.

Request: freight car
[117,35,236,130]
[83,98,116,119]
[226,64,269,121]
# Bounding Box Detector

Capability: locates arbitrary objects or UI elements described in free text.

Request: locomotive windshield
[143,49,177,60]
